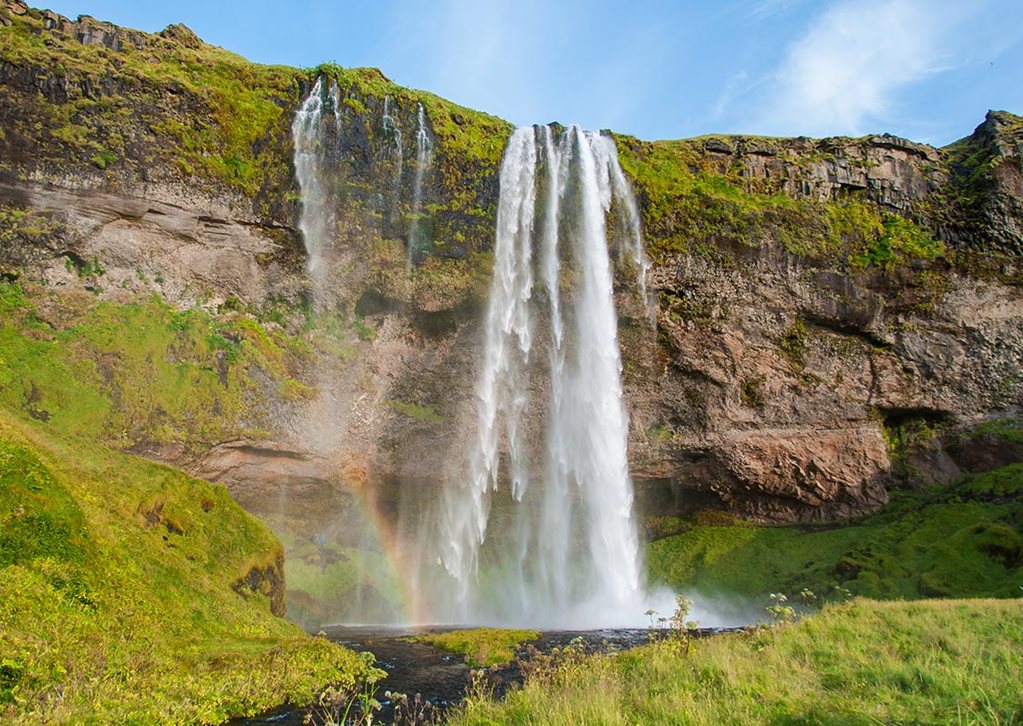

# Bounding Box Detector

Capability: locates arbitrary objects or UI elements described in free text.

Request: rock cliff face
[0,0,1020,533]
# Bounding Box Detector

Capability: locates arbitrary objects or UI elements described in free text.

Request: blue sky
[41,0,1023,146]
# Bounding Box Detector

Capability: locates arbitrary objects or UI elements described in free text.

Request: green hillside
[0,409,378,723]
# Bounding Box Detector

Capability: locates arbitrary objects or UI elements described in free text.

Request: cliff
[0,0,1020,543]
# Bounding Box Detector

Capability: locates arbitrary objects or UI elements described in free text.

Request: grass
[454,598,1023,724]
[283,541,403,628]
[387,399,444,423]
[0,409,381,723]
[646,464,1023,603]
[412,628,541,667]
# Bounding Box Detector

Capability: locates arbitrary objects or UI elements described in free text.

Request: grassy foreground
[455,598,1023,725]
[0,410,378,724]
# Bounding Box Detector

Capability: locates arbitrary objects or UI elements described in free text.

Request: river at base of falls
[232,624,739,725]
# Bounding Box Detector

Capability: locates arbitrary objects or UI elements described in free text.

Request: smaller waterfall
[596,143,654,320]
[292,77,341,297]
[407,103,433,267]
[382,95,403,214]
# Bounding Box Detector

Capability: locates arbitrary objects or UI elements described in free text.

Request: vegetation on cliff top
[0,409,380,723]
[454,598,1023,724]
[616,135,946,270]
[0,4,509,206]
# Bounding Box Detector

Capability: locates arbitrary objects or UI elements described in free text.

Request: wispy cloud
[754,0,963,137]
[711,70,752,119]
[745,0,811,21]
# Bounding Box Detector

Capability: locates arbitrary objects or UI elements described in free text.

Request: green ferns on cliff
[0,410,380,723]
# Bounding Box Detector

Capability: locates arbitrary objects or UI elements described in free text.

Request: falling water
[436,125,658,628]
[382,95,403,212]
[407,103,433,267]
[595,142,654,319]
[292,77,342,299]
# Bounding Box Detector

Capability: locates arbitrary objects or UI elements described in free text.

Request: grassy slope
[455,598,1023,725]
[0,408,380,723]
[647,462,1023,605]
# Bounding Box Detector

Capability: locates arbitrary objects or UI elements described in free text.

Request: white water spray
[437,125,660,627]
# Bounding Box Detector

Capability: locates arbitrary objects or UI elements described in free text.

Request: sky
[40,0,1023,146]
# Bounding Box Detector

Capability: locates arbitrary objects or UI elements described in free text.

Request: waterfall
[407,103,433,266]
[382,95,403,214]
[437,125,654,627]
[292,77,342,299]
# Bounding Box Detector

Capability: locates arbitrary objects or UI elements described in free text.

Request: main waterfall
[435,125,655,627]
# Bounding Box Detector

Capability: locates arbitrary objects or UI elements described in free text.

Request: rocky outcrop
[0,3,1020,529]
[0,179,303,307]
[692,133,944,213]
[194,441,350,532]
[617,240,1023,520]
[942,111,1023,256]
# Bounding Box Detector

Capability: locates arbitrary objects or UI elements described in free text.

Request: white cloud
[756,0,962,137]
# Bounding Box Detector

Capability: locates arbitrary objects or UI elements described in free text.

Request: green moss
[778,317,809,369]
[388,399,444,423]
[961,464,1023,497]
[0,283,310,450]
[615,138,947,272]
[0,10,304,196]
[412,628,541,667]
[89,150,117,169]
[0,442,89,570]
[739,376,765,408]
[970,418,1023,445]
[646,469,1023,602]
[0,412,380,723]
[850,214,945,270]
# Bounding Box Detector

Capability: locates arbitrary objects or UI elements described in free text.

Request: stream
[233,625,737,725]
